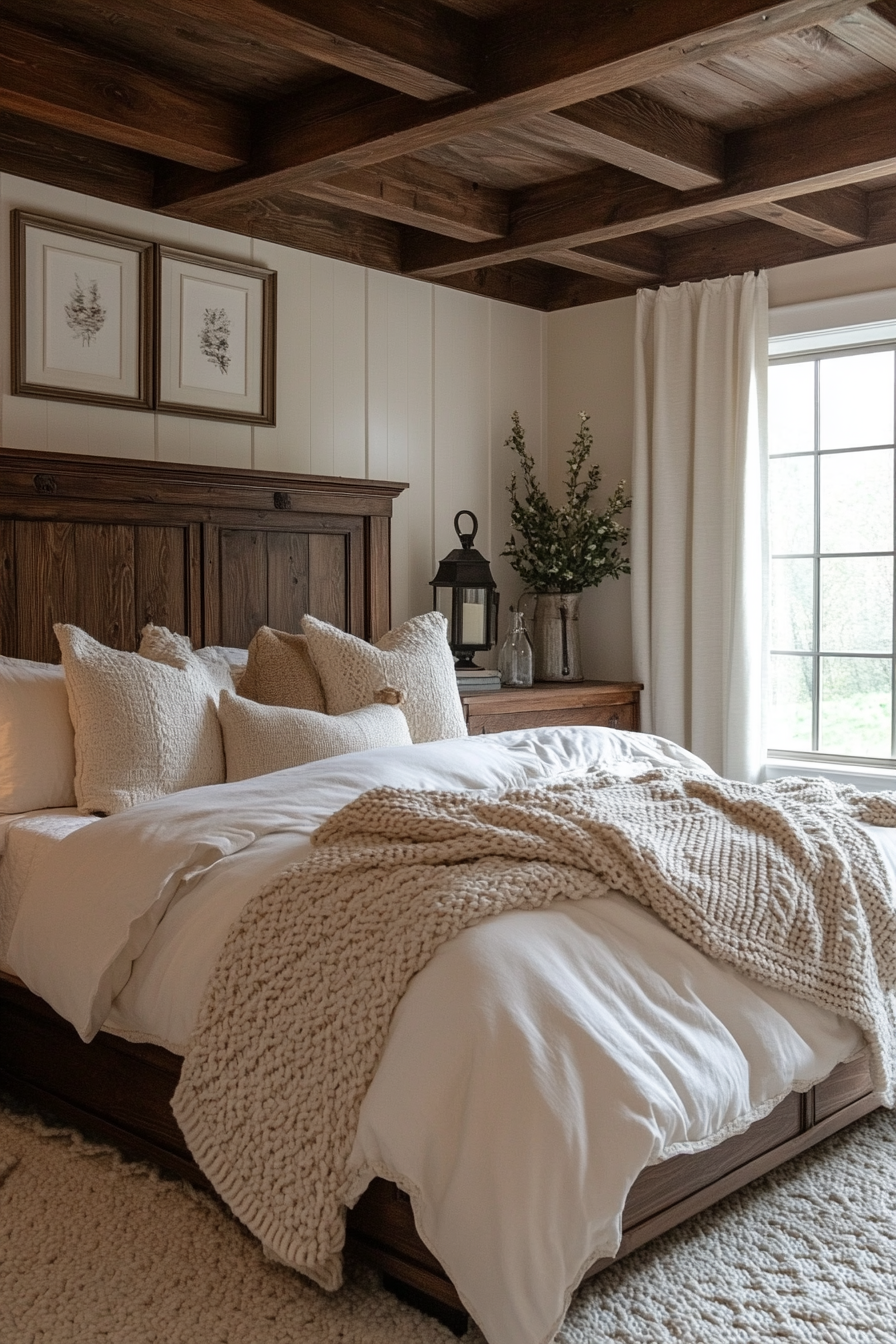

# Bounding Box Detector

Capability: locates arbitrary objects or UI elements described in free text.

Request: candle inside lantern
[461,597,486,645]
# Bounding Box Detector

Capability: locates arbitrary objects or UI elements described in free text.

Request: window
[768,338,896,763]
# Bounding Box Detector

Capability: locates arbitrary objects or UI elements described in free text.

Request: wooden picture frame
[155,246,276,425]
[11,211,153,411]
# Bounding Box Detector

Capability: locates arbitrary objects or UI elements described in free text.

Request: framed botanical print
[11,212,153,410]
[155,247,276,425]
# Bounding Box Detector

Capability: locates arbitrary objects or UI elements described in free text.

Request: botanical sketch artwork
[64,276,106,347]
[199,307,231,374]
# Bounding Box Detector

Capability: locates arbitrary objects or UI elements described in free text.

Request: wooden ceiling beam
[0,109,154,210]
[295,159,508,242]
[157,0,863,214]
[746,187,868,244]
[543,91,724,191]
[0,18,248,171]
[401,81,896,278]
[820,2,896,70]
[224,0,476,99]
[544,235,666,286]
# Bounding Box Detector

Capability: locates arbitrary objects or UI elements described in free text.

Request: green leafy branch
[502,411,631,594]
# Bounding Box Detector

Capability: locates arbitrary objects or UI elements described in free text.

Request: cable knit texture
[56,624,225,815]
[239,627,325,711]
[218,691,412,781]
[302,611,467,743]
[173,768,896,1292]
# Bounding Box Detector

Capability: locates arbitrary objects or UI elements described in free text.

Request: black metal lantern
[431,511,500,669]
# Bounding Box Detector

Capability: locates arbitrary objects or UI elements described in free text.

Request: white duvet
[4,727,868,1344]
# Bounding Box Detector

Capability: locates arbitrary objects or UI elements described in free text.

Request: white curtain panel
[632,272,768,781]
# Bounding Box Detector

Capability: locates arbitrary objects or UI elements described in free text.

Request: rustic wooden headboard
[0,447,406,660]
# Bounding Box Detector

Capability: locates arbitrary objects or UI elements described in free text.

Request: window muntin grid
[768,346,896,762]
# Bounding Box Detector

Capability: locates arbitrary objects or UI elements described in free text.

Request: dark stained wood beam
[401,82,896,277]
[543,235,666,285]
[232,0,477,99]
[0,110,154,210]
[0,18,248,171]
[820,2,896,69]
[664,217,837,284]
[157,0,864,214]
[438,260,561,310]
[746,187,868,244]
[296,158,508,242]
[544,90,724,190]
[193,193,403,273]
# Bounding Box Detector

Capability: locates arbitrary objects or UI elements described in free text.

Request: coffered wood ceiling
[4,1,896,309]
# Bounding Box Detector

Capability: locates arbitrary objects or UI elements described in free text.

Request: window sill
[765,756,896,793]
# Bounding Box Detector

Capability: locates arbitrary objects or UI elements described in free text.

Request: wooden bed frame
[0,445,880,1336]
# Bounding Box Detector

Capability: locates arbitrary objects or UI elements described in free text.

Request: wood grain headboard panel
[0,448,406,660]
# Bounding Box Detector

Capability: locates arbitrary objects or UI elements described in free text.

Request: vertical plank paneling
[252,243,312,474]
[134,526,187,637]
[266,530,310,632]
[15,521,134,658]
[307,532,347,629]
[489,301,545,645]
[16,521,78,661]
[74,524,135,649]
[366,269,391,482]
[367,516,391,640]
[0,520,16,656]
[332,262,367,481]
[309,256,336,477]
[218,529,267,647]
[202,523,221,646]
[187,523,203,648]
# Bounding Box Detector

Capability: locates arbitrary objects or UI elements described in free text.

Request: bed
[0,445,883,1342]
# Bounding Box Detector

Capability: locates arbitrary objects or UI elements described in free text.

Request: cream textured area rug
[1,1095,894,1344]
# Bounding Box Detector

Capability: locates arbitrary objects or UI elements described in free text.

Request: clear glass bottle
[498,607,533,688]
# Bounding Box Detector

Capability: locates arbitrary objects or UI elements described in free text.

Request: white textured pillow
[138,624,235,696]
[0,656,76,812]
[218,689,412,781]
[56,624,225,815]
[302,611,467,743]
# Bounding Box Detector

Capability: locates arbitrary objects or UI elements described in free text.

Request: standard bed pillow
[0,656,76,812]
[217,690,412,781]
[56,624,225,815]
[239,626,325,711]
[302,611,467,743]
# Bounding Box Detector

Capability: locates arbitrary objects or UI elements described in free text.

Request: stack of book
[455,667,502,694]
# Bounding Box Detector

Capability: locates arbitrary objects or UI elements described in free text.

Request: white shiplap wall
[0,174,545,638]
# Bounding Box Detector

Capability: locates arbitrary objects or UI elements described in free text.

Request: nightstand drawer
[461,681,641,736]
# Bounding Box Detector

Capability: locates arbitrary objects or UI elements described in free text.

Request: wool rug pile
[1,1094,893,1343]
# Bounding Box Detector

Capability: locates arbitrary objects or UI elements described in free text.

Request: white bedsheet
[3,727,869,1344]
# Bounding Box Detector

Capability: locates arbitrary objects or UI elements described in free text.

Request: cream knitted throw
[172,769,896,1292]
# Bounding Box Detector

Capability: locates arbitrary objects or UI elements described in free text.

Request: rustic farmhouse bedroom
[1,3,896,1342]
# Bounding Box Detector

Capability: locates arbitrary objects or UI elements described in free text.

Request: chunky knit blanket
[172,769,896,1291]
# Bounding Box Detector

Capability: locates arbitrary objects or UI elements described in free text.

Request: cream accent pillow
[239,626,325,711]
[302,611,467,743]
[218,690,412,781]
[55,624,225,816]
[0,656,76,812]
[138,625,235,696]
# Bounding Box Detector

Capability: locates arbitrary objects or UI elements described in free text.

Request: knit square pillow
[218,690,412,781]
[138,624,235,696]
[301,611,467,743]
[238,626,325,711]
[55,624,225,815]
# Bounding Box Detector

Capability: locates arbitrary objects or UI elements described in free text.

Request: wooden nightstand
[460,681,642,736]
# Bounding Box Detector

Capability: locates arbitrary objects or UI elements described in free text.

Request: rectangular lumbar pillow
[217,689,412,781]
[0,655,76,812]
[238,626,325,711]
[301,611,467,743]
[56,624,225,815]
